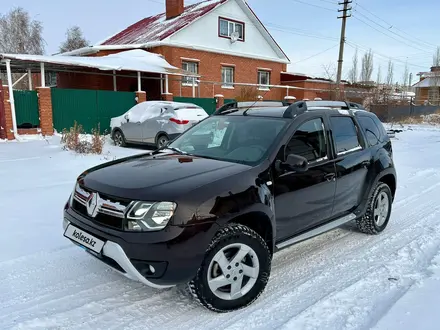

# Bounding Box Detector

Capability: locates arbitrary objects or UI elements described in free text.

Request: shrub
[235,86,259,102]
[61,121,106,154]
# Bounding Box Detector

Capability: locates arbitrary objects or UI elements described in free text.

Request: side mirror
[124,114,129,122]
[278,154,308,172]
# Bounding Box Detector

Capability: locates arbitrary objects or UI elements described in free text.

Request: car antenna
[243,88,271,116]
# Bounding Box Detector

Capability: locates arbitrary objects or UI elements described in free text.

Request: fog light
[149,265,156,274]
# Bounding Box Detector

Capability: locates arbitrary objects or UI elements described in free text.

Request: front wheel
[188,223,271,313]
[356,182,393,235]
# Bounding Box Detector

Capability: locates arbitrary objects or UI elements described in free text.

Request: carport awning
[0,49,198,77]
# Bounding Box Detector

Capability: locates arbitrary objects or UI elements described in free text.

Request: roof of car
[214,100,368,119]
[138,100,202,109]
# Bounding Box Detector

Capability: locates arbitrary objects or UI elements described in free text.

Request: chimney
[166,0,184,20]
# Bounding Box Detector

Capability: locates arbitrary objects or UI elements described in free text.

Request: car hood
[79,151,250,201]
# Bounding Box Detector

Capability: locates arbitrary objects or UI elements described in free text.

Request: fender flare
[354,167,396,217]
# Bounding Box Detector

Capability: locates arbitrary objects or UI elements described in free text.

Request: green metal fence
[52,88,136,133]
[13,90,39,127]
[173,97,217,115]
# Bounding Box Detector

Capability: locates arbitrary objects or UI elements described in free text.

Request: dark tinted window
[330,116,361,154]
[371,114,387,138]
[357,116,381,146]
[286,118,327,162]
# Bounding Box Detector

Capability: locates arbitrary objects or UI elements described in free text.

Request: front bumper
[63,209,219,287]
[63,218,172,289]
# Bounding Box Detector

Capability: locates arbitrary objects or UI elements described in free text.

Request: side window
[285,118,327,163]
[330,116,361,155]
[357,116,381,146]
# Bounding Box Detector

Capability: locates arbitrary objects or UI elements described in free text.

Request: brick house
[61,0,290,101]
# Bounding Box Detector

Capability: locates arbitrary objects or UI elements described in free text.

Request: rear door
[328,115,371,217]
[274,116,337,240]
[141,104,163,143]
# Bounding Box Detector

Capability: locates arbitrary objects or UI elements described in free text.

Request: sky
[4,0,440,84]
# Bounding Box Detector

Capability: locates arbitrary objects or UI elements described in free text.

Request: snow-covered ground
[1,126,440,330]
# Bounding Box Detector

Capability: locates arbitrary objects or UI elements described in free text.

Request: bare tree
[402,62,409,89]
[347,47,358,83]
[376,65,382,85]
[322,62,336,81]
[430,46,440,105]
[0,7,45,89]
[386,60,394,86]
[59,26,89,53]
[360,49,374,82]
[0,7,44,54]
[433,46,440,67]
[321,62,337,99]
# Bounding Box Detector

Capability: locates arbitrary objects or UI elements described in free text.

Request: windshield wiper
[164,146,187,154]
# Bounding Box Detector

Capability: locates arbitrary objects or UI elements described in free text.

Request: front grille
[72,185,131,231]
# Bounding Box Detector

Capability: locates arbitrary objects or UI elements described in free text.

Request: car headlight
[69,183,78,207]
[125,201,176,231]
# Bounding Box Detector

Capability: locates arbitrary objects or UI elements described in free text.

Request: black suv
[63,100,396,312]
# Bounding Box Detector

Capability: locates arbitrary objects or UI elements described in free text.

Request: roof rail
[213,100,290,115]
[283,101,307,118]
[283,100,362,118]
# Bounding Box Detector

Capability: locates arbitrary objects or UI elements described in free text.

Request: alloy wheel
[373,191,389,226]
[207,243,260,300]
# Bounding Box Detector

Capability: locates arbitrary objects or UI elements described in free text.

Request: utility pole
[336,0,352,100]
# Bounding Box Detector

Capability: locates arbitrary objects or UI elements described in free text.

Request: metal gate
[52,88,136,133]
[13,90,40,128]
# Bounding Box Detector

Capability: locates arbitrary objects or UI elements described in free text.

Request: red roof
[101,0,227,45]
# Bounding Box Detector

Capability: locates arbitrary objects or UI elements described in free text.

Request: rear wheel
[188,223,271,313]
[356,182,392,235]
[113,130,126,147]
[156,134,169,149]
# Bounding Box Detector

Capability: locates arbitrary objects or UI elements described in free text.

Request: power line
[265,23,338,41]
[292,44,339,64]
[289,0,336,12]
[351,15,430,53]
[354,2,438,49]
[352,10,435,52]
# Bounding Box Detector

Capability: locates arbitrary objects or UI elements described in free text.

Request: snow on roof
[100,0,227,45]
[0,49,197,76]
[412,77,440,88]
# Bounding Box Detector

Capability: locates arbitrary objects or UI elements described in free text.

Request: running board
[275,213,356,250]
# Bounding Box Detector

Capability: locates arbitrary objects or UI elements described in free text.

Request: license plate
[64,224,105,254]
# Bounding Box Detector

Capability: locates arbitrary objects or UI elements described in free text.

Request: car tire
[113,130,126,147]
[188,223,271,313]
[356,182,393,235]
[156,134,169,149]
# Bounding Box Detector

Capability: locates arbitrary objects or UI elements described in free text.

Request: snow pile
[421,113,440,125]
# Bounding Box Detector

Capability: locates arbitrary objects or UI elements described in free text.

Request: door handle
[324,173,336,182]
[361,160,371,167]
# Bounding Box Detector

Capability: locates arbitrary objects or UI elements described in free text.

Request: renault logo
[86,192,99,217]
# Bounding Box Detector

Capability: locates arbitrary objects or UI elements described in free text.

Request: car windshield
[167,115,288,165]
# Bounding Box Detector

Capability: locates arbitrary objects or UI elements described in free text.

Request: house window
[219,17,244,41]
[222,66,234,88]
[182,61,198,85]
[258,70,270,90]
